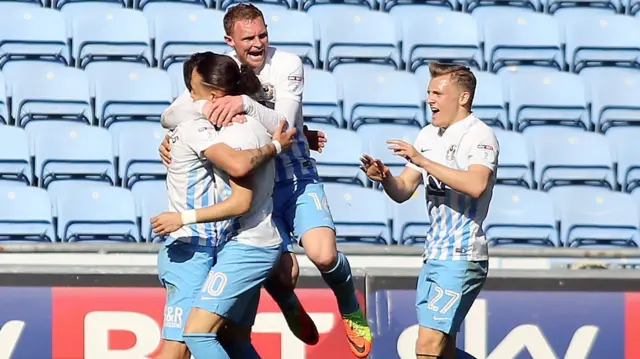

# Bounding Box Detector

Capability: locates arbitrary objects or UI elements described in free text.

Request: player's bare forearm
[194,175,253,222]
[382,168,421,203]
[415,158,490,198]
[203,143,276,178]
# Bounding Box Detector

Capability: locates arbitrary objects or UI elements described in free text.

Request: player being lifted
[159,4,373,357]
[361,63,499,359]
[154,52,296,359]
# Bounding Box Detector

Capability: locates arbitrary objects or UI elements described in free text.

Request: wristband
[181,210,197,225]
[271,140,282,155]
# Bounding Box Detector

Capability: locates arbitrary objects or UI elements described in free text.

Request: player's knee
[155,340,190,359]
[301,228,338,271]
[416,328,448,356]
[184,307,226,335]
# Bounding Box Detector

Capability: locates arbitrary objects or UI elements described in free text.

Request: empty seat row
[2,180,639,247]
[3,0,639,16]
[3,61,640,132]
[2,6,640,73]
[0,122,164,188]
[311,124,640,193]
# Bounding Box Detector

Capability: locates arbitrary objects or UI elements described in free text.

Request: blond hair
[428,63,476,105]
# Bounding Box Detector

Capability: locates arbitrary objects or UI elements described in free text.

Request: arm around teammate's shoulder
[201,120,296,177]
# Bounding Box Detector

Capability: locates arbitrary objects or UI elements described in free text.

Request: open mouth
[247,50,264,61]
[431,107,440,115]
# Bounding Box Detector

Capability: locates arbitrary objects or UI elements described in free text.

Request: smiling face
[426,64,476,128]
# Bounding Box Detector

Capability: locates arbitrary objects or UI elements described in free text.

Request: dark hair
[224,3,265,36]
[192,51,262,97]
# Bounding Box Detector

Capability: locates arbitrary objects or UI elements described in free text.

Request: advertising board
[367,274,640,359]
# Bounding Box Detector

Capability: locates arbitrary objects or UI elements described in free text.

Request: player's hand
[203,96,244,127]
[228,114,247,126]
[360,154,390,183]
[272,120,297,153]
[387,139,426,167]
[304,125,327,153]
[151,212,183,235]
[159,135,171,166]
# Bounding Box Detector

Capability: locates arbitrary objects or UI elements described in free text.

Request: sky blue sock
[183,333,230,359]
[222,339,262,359]
[320,252,360,314]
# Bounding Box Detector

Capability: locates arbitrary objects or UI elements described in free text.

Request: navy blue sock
[222,340,262,359]
[320,252,359,314]
[183,333,230,359]
[264,277,301,312]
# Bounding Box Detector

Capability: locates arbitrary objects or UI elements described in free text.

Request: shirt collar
[439,113,477,138]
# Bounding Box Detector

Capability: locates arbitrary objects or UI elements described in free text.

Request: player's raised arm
[360,154,422,203]
[387,130,498,199]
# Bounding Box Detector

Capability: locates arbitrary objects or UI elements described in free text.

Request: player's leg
[219,290,263,358]
[415,260,488,359]
[262,191,320,345]
[156,240,214,359]
[293,180,372,358]
[183,241,280,358]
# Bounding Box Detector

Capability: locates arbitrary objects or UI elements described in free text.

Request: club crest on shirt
[446,145,457,161]
[261,83,275,102]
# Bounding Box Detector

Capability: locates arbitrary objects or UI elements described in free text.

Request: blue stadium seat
[470,5,536,26]
[152,9,225,70]
[131,180,167,242]
[87,63,173,128]
[4,62,91,127]
[71,9,152,69]
[504,71,589,132]
[115,122,166,188]
[138,0,207,12]
[532,131,614,191]
[581,69,640,132]
[398,11,481,72]
[302,69,342,127]
[392,185,429,245]
[468,71,507,128]
[335,66,423,129]
[357,124,419,179]
[0,185,54,242]
[386,0,455,12]
[494,129,532,188]
[494,63,561,76]
[0,2,42,12]
[484,185,559,246]
[310,6,400,71]
[323,183,391,244]
[564,15,640,74]
[166,61,186,98]
[551,187,639,247]
[0,8,69,68]
[545,0,619,18]
[55,0,124,12]
[0,126,32,185]
[51,183,139,242]
[606,129,640,193]
[32,124,116,188]
[483,13,563,73]
[301,0,374,11]
[261,9,316,67]
[463,0,539,13]
[309,124,366,185]
[0,71,7,124]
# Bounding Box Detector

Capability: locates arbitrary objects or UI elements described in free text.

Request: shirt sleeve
[241,95,284,135]
[182,119,218,155]
[468,129,499,172]
[274,53,304,103]
[161,90,206,130]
